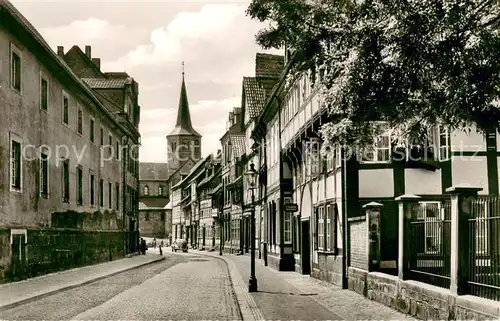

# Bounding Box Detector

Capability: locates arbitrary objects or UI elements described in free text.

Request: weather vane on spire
[182,61,185,75]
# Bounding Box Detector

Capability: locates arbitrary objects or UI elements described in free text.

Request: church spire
[168,62,201,137]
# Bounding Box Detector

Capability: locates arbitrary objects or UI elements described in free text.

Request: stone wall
[311,252,343,286]
[349,217,367,270]
[348,267,499,320]
[139,210,166,238]
[0,228,126,283]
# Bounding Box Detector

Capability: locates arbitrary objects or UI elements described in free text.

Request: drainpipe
[341,147,348,289]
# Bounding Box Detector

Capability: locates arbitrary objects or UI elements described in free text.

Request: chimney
[92,58,101,70]
[85,45,91,58]
[57,46,64,57]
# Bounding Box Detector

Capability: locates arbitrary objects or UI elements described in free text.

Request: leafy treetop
[247,0,500,152]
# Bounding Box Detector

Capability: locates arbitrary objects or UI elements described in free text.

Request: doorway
[301,220,311,274]
[11,233,27,279]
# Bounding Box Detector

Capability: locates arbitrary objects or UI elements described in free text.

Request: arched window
[158,185,163,195]
[144,185,149,196]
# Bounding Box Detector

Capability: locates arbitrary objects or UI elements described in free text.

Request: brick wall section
[311,254,343,286]
[349,218,367,270]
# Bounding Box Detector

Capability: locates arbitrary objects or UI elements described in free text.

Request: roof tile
[243,77,266,119]
[139,162,170,180]
[82,77,129,89]
[255,53,285,79]
[230,135,246,158]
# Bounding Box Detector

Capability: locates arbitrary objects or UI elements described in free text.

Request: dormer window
[158,185,163,195]
[144,185,149,196]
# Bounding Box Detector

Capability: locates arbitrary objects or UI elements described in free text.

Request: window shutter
[313,207,318,250]
[333,203,339,255]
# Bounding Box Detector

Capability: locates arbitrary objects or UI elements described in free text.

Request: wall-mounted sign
[285,203,298,212]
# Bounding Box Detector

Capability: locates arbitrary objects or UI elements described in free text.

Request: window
[194,140,200,156]
[62,160,69,202]
[361,122,391,163]
[144,185,149,196]
[90,174,95,206]
[116,141,120,160]
[284,211,292,244]
[145,212,150,221]
[284,198,292,244]
[40,76,48,110]
[77,167,83,205]
[318,206,325,250]
[62,93,69,125]
[417,202,443,254]
[100,179,104,207]
[100,127,104,146]
[171,142,177,152]
[306,139,321,177]
[158,185,163,195]
[115,183,120,210]
[161,212,165,221]
[108,182,112,208]
[438,126,450,161]
[77,107,83,135]
[108,134,113,157]
[90,118,95,143]
[40,151,49,197]
[10,139,21,190]
[11,46,21,92]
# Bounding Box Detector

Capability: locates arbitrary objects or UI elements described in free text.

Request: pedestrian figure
[141,238,147,255]
[159,245,163,255]
[160,240,164,248]
[153,237,156,249]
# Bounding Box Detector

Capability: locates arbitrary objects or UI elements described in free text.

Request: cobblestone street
[1,251,239,320]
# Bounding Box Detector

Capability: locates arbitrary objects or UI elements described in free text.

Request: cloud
[103,3,279,83]
[30,2,282,163]
[39,18,150,60]
[138,96,238,161]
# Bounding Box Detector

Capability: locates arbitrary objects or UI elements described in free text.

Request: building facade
[0,0,141,281]
[248,48,500,317]
[138,163,170,239]
[60,44,141,253]
[220,108,245,254]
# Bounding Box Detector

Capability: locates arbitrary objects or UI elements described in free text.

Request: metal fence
[408,200,452,289]
[469,196,500,301]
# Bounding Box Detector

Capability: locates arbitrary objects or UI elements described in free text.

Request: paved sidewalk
[0,252,164,311]
[194,250,415,321]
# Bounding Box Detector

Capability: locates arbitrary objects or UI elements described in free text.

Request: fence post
[363,202,383,272]
[446,184,482,295]
[395,194,421,280]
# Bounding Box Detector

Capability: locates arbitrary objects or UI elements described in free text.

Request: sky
[10,0,282,163]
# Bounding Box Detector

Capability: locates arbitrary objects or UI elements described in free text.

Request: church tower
[167,64,202,173]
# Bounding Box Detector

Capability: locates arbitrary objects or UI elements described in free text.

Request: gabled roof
[230,135,246,158]
[82,77,132,89]
[139,162,170,181]
[64,45,104,78]
[243,77,266,119]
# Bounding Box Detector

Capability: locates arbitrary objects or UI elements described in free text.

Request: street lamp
[245,162,258,292]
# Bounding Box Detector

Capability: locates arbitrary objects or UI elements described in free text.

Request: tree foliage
[247,0,500,151]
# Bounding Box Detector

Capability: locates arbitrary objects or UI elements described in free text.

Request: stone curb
[191,250,265,321]
[0,255,165,312]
